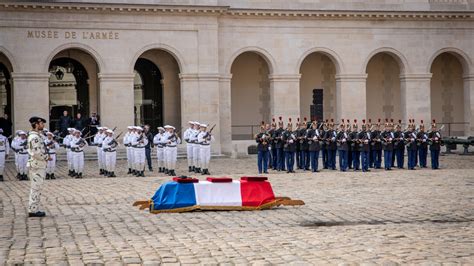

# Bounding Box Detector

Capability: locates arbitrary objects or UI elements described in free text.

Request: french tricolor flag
[150,177,276,212]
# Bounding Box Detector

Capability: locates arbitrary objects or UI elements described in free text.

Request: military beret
[29,116,46,124]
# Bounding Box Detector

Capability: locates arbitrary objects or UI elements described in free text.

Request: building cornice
[0,2,473,21]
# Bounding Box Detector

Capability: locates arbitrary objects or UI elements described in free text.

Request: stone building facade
[0,0,473,154]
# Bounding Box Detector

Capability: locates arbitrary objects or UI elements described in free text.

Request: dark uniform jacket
[405,130,418,151]
[349,131,360,151]
[370,130,382,150]
[307,129,321,152]
[358,130,371,152]
[273,127,284,149]
[267,129,275,149]
[393,130,405,150]
[297,128,308,151]
[428,131,442,151]
[256,132,270,152]
[282,130,296,152]
[336,130,349,151]
[417,131,429,149]
[325,129,338,150]
[381,130,394,151]
[320,129,327,150]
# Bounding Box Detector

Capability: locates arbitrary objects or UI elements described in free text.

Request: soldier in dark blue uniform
[393,121,406,169]
[370,119,382,169]
[273,117,285,171]
[325,120,337,170]
[321,119,329,169]
[266,121,275,170]
[428,120,442,169]
[417,120,429,168]
[359,120,371,172]
[381,120,394,170]
[346,119,353,169]
[255,122,270,174]
[302,118,311,171]
[349,120,360,171]
[282,119,296,173]
[295,118,301,169]
[307,121,321,172]
[405,119,418,170]
[336,120,349,172]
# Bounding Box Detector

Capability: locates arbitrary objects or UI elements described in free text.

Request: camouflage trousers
[28,167,46,213]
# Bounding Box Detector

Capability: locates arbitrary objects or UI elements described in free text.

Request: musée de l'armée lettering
[27,30,119,40]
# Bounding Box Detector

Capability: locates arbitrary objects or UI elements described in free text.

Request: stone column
[12,73,50,130]
[335,74,367,121]
[98,73,135,135]
[218,74,232,154]
[400,73,432,125]
[180,73,222,154]
[464,73,474,136]
[269,74,301,121]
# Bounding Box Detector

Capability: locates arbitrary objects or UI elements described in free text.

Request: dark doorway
[49,58,89,131]
[0,63,12,137]
[134,58,163,133]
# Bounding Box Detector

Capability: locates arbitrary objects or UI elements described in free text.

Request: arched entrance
[133,49,181,133]
[299,52,337,122]
[365,53,403,122]
[0,52,13,137]
[430,52,467,136]
[48,48,99,133]
[230,52,271,140]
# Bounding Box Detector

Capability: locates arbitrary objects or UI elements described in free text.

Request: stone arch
[427,47,471,75]
[296,47,344,75]
[225,46,276,74]
[44,43,105,73]
[130,43,185,74]
[0,46,17,72]
[363,47,409,75]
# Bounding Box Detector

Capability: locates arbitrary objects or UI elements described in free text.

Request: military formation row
[254,118,442,174]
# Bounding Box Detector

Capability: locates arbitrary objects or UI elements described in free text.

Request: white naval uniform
[102,136,117,173]
[0,134,10,176]
[70,137,87,174]
[183,127,194,167]
[12,136,20,173]
[197,131,214,170]
[13,138,28,176]
[132,133,148,171]
[153,133,165,169]
[27,131,48,213]
[44,139,59,175]
[94,133,106,171]
[63,134,74,171]
[123,132,133,170]
[164,133,181,172]
[190,130,200,169]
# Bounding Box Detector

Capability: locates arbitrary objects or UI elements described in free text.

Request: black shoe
[77,173,83,179]
[189,166,193,172]
[0,175,3,182]
[141,171,145,177]
[21,174,28,181]
[50,174,56,180]
[110,172,116,178]
[170,170,176,176]
[263,171,269,174]
[127,168,132,174]
[28,211,46,218]
[100,169,104,175]
[45,174,50,180]
[149,168,153,172]
[68,170,72,177]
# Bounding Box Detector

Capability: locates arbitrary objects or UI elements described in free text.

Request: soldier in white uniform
[70,129,87,178]
[102,129,118,177]
[0,128,10,181]
[27,116,50,217]
[123,126,134,174]
[63,128,75,176]
[191,122,201,173]
[132,126,148,177]
[164,125,180,176]
[44,131,59,180]
[197,124,214,175]
[183,121,195,172]
[12,130,21,179]
[93,127,106,175]
[13,131,29,180]
[153,127,165,173]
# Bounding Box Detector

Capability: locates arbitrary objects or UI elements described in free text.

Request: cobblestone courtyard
[1,154,473,265]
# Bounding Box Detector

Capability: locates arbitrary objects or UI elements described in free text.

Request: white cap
[127,126,134,130]
[98,127,103,130]
[136,126,143,131]
[102,127,108,130]
[157,126,165,131]
[46,131,54,136]
[18,131,27,135]
[200,124,208,128]
[106,129,114,134]
[164,125,172,129]
[67,128,74,131]
[188,121,194,124]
